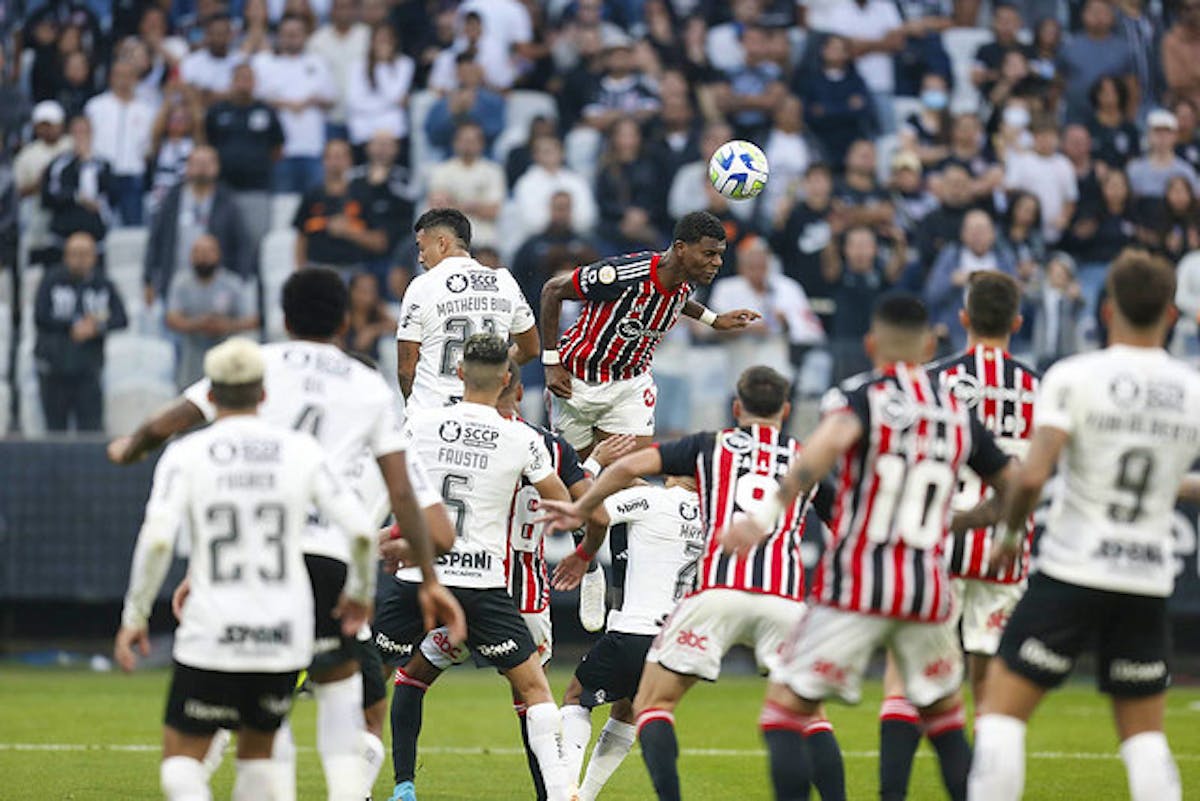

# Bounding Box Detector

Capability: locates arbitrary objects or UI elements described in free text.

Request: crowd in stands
[2,0,1200,435]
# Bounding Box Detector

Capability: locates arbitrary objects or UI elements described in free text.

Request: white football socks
[579,718,637,801]
[161,755,211,801]
[270,720,297,801]
[526,702,572,801]
[968,714,1026,801]
[361,731,386,797]
[200,728,232,779]
[1121,731,1181,801]
[314,673,367,801]
[232,759,276,801]
[560,704,592,783]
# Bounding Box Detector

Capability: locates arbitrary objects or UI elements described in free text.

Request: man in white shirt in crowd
[84,59,154,225]
[427,120,506,250]
[253,13,337,193]
[1127,109,1200,200]
[307,0,370,140]
[1005,115,1078,244]
[14,100,72,263]
[822,0,905,134]
[512,133,598,242]
[179,12,243,105]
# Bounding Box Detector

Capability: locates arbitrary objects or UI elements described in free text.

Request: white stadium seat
[104,378,178,436]
[494,90,558,164]
[270,193,302,232]
[407,89,441,191]
[259,229,297,341]
[104,333,176,387]
[942,27,993,113]
[891,97,925,131]
[16,338,44,437]
[0,302,10,379]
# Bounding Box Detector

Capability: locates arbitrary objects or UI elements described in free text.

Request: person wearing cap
[1126,109,1200,200]
[889,150,938,232]
[15,101,72,264]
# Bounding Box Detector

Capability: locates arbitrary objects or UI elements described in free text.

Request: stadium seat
[103,378,178,436]
[0,380,10,434]
[104,333,176,387]
[16,338,45,437]
[0,302,10,379]
[270,193,302,232]
[564,126,603,182]
[891,97,925,131]
[259,229,298,341]
[942,27,993,113]
[407,89,441,191]
[494,90,558,164]
[875,133,900,184]
[495,199,525,264]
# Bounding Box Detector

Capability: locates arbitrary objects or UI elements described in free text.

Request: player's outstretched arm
[681,299,762,332]
[540,272,581,399]
[554,516,608,591]
[538,447,663,532]
[107,397,206,464]
[991,426,1069,573]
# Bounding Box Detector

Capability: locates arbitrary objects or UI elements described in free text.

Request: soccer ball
[708,140,770,200]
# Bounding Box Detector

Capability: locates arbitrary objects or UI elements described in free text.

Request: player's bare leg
[504,654,574,801]
[162,727,216,801]
[388,652,444,801]
[631,663,698,801]
[967,660,1045,801]
[879,653,921,801]
[1112,693,1180,801]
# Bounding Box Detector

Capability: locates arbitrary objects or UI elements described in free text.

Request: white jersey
[184,340,440,560]
[603,485,706,635]
[396,257,536,412]
[138,417,373,672]
[397,401,554,589]
[1034,345,1200,597]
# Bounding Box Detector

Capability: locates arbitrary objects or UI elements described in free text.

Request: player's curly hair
[673,211,726,244]
[282,267,349,339]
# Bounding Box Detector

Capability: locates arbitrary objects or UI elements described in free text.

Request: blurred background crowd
[1,0,1200,438]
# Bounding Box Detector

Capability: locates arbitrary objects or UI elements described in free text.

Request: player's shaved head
[736,366,791,417]
[460,333,511,392]
[283,267,349,340]
[498,358,523,400]
[963,271,1021,338]
[868,293,932,364]
[1107,248,1176,329]
[414,207,472,249]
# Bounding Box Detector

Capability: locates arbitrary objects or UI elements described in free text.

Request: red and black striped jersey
[813,364,1010,622]
[559,252,692,384]
[932,345,1040,583]
[657,424,825,601]
[505,419,587,613]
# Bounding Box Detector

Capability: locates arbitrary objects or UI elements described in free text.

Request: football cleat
[388,780,417,801]
[579,563,606,632]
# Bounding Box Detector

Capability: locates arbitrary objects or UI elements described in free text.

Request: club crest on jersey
[878,390,918,430]
[598,265,617,284]
[679,501,699,520]
[439,420,463,442]
[721,430,755,454]
[946,372,982,408]
[209,439,238,464]
[1109,374,1141,408]
[446,274,469,293]
[617,319,644,338]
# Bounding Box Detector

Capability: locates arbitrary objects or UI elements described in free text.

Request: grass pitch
[3,666,1200,799]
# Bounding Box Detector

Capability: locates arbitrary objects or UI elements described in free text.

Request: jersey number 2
[440,317,497,376]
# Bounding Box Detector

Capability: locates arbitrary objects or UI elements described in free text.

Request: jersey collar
[649,252,679,296]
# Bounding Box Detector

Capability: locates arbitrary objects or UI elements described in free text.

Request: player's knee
[508,658,553,705]
[161,755,208,801]
[363,699,387,737]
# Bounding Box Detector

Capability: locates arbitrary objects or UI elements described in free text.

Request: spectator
[821,0,905,134]
[511,191,598,306]
[428,11,516,93]
[892,0,954,99]
[708,236,826,379]
[889,151,938,233]
[1005,115,1078,243]
[424,56,506,154]
[144,146,253,306]
[799,34,874,171]
[705,0,763,72]
[761,95,818,223]
[42,115,115,259]
[340,271,396,362]
[899,72,952,167]
[1126,109,1200,200]
[1027,251,1085,371]
[714,24,787,143]
[345,23,416,152]
[33,231,128,433]
[1174,98,1200,173]
[1114,0,1160,118]
[1064,168,1139,269]
[132,5,188,103]
[459,0,538,87]
[972,4,1032,99]
[1143,175,1200,263]
[1162,0,1200,112]
[165,234,260,388]
[351,131,416,296]
[54,50,98,120]
[427,121,505,249]
[833,139,894,233]
[238,0,274,57]
[179,12,243,104]
[773,163,837,329]
[1061,123,1104,211]
[1002,190,1047,280]
[293,139,389,277]
[505,115,558,190]
[0,41,29,148]
[644,71,703,192]
[253,14,337,193]
[1028,16,1064,86]
[146,101,202,216]
[84,59,154,225]
[925,209,1018,350]
[1058,0,1137,124]
[594,116,667,251]
[1086,75,1141,168]
[554,23,607,131]
[512,133,598,240]
[15,101,72,263]
[914,161,976,268]
[984,50,1048,137]
[669,121,737,225]
[821,224,906,380]
[579,32,662,131]
[937,112,1004,201]
[308,0,370,139]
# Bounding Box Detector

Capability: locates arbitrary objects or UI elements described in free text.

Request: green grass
[2,666,1200,799]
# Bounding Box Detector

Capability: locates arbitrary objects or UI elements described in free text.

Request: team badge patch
[598,265,617,284]
[439,420,463,442]
[721,430,754,454]
[446,274,469,293]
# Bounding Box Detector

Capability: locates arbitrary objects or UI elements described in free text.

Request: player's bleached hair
[872,292,928,332]
[1107,248,1176,328]
[283,267,348,339]
[736,366,791,417]
[414,207,472,249]
[964,271,1021,338]
[674,210,726,244]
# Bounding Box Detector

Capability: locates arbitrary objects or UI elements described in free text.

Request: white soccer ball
[708,139,770,200]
